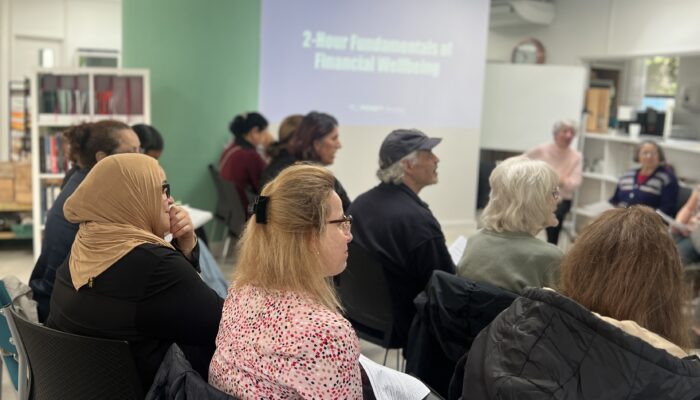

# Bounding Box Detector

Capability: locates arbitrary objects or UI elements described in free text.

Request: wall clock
[511,38,546,64]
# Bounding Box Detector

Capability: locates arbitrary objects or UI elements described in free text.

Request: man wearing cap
[348,129,456,348]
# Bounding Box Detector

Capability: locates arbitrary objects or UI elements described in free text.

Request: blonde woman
[457,156,562,293]
[208,164,361,399]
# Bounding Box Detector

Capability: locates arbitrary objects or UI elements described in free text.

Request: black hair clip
[250,195,269,224]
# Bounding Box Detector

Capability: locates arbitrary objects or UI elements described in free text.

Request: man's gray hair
[376,151,418,184]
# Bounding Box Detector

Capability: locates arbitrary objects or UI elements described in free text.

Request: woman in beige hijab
[46,153,224,392]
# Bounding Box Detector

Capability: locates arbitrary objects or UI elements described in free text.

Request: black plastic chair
[675,185,693,218]
[336,242,402,366]
[208,164,248,259]
[208,164,231,238]
[6,307,143,400]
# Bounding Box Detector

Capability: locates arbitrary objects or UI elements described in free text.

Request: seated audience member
[47,153,223,392]
[462,206,700,399]
[348,129,455,348]
[457,156,563,294]
[610,140,678,216]
[132,123,164,159]
[29,120,140,322]
[208,164,361,399]
[674,186,700,265]
[219,111,269,212]
[259,111,351,210]
[525,119,582,245]
[265,113,303,160]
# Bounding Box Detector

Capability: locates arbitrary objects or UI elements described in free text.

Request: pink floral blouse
[208,284,362,399]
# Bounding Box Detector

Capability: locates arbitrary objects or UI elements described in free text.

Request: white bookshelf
[30,67,150,259]
[572,131,700,232]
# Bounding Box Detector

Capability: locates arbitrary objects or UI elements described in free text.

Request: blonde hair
[481,156,559,234]
[232,163,341,311]
[559,206,690,348]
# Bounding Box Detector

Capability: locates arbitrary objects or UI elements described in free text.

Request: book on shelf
[39,132,71,174]
[40,184,62,224]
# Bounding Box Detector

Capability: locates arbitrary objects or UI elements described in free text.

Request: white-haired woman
[525,119,582,245]
[457,156,563,293]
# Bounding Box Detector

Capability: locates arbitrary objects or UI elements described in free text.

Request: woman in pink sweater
[525,119,582,245]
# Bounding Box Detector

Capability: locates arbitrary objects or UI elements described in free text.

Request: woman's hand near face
[169,205,197,259]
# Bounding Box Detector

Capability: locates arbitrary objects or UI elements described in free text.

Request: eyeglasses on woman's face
[327,214,352,234]
[162,182,171,198]
[552,188,560,200]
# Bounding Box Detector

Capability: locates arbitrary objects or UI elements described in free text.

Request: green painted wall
[122,0,260,237]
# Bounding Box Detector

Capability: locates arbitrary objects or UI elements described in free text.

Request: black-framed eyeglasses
[327,214,353,234]
[162,182,171,198]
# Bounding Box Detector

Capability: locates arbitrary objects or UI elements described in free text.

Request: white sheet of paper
[181,205,213,229]
[656,210,691,232]
[359,355,430,400]
[448,235,468,265]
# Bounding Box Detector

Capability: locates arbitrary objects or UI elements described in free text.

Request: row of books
[41,184,62,225]
[39,133,71,174]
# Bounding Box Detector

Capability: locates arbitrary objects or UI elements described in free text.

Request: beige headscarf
[64,153,174,290]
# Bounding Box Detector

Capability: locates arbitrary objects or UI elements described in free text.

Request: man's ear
[401,159,414,177]
[95,151,108,162]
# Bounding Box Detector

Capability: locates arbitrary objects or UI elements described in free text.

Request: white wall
[487,0,700,66]
[0,0,121,161]
[328,126,480,235]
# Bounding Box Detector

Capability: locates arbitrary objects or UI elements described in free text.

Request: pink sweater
[526,143,582,200]
[209,285,362,399]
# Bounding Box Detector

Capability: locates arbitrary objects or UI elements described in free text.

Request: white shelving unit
[572,131,700,232]
[30,67,150,259]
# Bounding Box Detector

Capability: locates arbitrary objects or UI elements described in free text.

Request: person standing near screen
[525,119,582,245]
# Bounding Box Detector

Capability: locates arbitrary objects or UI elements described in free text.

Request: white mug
[629,123,641,138]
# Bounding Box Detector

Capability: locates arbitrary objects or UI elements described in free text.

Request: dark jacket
[405,271,517,397]
[47,243,224,393]
[259,150,351,211]
[146,344,236,400]
[349,183,455,347]
[29,168,87,322]
[462,288,700,399]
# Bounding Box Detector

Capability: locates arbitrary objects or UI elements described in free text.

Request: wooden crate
[586,88,611,133]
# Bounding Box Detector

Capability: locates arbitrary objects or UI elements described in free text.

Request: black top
[462,288,700,399]
[347,183,455,347]
[30,168,88,322]
[259,150,351,211]
[46,243,224,392]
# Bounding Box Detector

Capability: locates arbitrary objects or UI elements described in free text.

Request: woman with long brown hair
[460,206,700,399]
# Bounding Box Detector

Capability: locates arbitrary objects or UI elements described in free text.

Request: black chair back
[208,163,247,238]
[336,242,399,349]
[676,185,693,217]
[6,307,142,400]
[208,164,230,224]
[221,178,247,238]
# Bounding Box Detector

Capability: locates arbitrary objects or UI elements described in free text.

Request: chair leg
[221,235,231,260]
[382,348,389,366]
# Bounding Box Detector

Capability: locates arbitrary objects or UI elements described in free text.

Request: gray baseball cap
[379,129,442,169]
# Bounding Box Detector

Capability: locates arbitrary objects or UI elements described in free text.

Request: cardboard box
[586,88,611,133]
[0,179,13,202]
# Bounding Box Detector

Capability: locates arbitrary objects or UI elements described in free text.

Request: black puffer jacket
[462,288,700,399]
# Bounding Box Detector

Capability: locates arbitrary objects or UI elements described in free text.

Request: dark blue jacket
[348,183,455,347]
[609,166,679,216]
[29,168,87,322]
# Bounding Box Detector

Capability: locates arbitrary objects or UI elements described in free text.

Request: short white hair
[376,151,418,184]
[552,119,577,136]
[481,156,560,234]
